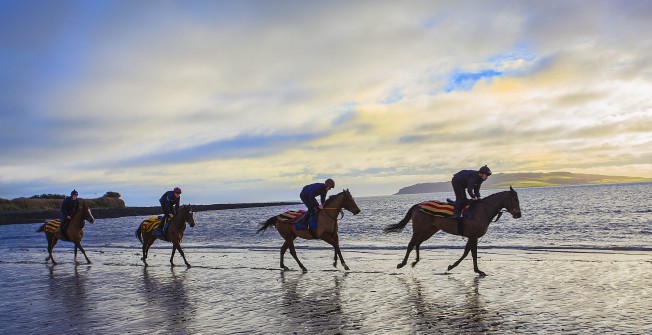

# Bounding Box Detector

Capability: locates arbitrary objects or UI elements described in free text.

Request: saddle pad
[141,217,162,232]
[44,219,61,234]
[418,201,455,217]
[277,210,306,224]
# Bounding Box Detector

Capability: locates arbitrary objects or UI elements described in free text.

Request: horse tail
[36,223,46,233]
[257,216,278,234]
[384,204,419,233]
[136,224,143,244]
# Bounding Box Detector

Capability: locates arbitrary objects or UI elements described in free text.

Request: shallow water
[0,183,651,334]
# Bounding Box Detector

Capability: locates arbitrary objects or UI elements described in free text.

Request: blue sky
[2,1,652,205]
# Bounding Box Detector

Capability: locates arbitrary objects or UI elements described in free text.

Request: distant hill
[0,196,125,211]
[394,172,652,195]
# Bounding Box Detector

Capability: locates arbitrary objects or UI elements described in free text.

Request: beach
[1,184,651,334]
[1,246,650,334]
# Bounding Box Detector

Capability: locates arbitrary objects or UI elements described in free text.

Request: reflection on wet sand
[46,265,93,331]
[142,267,194,334]
[279,272,361,333]
[400,275,504,333]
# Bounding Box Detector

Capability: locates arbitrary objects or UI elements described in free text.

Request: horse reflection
[46,265,92,331]
[279,273,359,332]
[141,267,194,333]
[399,276,503,333]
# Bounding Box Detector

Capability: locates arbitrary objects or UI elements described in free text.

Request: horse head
[183,204,196,227]
[342,189,361,215]
[506,186,522,219]
[81,202,95,223]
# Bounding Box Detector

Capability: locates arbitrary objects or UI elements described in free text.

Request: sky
[1,0,652,206]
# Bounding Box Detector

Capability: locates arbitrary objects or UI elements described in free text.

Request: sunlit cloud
[1,1,652,205]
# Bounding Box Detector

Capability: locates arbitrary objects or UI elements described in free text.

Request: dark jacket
[159,191,180,215]
[60,196,79,220]
[301,183,328,205]
[453,170,484,198]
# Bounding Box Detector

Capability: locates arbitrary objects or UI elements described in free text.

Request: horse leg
[411,243,421,267]
[174,243,191,268]
[75,242,91,264]
[142,236,155,267]
[397,236,417,269]
[46,235,57,264]
[287,240,307,273]
[321,234,349,271]
[170,244,177,267]
[280,240,291,271]
[469,237,485,277]
[447,237,474,272]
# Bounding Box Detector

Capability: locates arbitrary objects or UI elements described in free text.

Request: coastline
[0,201,300,225]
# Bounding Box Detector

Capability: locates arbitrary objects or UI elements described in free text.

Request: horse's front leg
[322,234,348,271]
[173,243,191,268]
[469,237,485,277]
[287,240,307,272]
[447,237,473,272]
[397,235,417,269]
[75,242,91,264]
[280,240,291,271]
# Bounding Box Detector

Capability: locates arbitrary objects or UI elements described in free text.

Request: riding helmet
[479,165,492,176]
[174,187,182,194]
[71,189,78,196]
[325,178,335,188]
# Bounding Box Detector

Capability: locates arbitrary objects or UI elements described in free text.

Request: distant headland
[394,172,652,195]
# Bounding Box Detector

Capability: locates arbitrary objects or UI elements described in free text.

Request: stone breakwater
[0,202,299,225]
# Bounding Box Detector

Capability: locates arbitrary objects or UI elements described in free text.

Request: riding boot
[59,219,69,241]
[307,227,317,239]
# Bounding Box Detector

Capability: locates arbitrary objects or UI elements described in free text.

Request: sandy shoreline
[0,246,650,334]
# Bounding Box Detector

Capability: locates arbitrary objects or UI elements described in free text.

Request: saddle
[44,219,73,241]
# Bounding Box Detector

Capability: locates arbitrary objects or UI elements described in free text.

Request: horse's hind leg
[447,237,475,273]
[287,240,307,273]
[46,236,57,264]
[280,240,290,271]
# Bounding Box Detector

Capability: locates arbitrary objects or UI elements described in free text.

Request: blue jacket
[301,183,328,205]
[453,170,484,198]
[60,196,79,219]
[159,191,180,215]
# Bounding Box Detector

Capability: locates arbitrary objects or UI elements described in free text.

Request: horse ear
[510,185,514,192]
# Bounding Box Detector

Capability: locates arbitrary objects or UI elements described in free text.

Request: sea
[1,182,651,252]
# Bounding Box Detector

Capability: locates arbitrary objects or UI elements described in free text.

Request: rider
[158,187,182,236]
[451,165,492,218]
[60,189,80,237]
[299,179,335,233]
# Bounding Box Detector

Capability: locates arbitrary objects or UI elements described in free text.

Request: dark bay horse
[36,202,95,265]
[136,204,196,267]
[257,189,361,272]
[384,186,522,276]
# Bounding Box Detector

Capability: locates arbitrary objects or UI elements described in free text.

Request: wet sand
[0,246,650,334]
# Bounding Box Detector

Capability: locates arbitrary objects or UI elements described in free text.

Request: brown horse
[257,189,361,272]
[384,186,522,276]
[36,201,95,265]
[136,204,196,267]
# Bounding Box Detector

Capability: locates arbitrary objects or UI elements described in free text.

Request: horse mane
[325,191,344,206]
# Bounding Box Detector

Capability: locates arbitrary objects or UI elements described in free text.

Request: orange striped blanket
[277,210,306,224]
[418,200,468,217]
[141,217,163,232]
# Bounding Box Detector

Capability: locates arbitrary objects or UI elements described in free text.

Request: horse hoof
[301,268,308,273]
[411,262,418,268]
[343,265,350,271]
[186,264,192,268]
[447,265,454,271]
[397,263,405,269]
[333,262,338,268]
[478,271,487,277]
[282,266,290,271]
